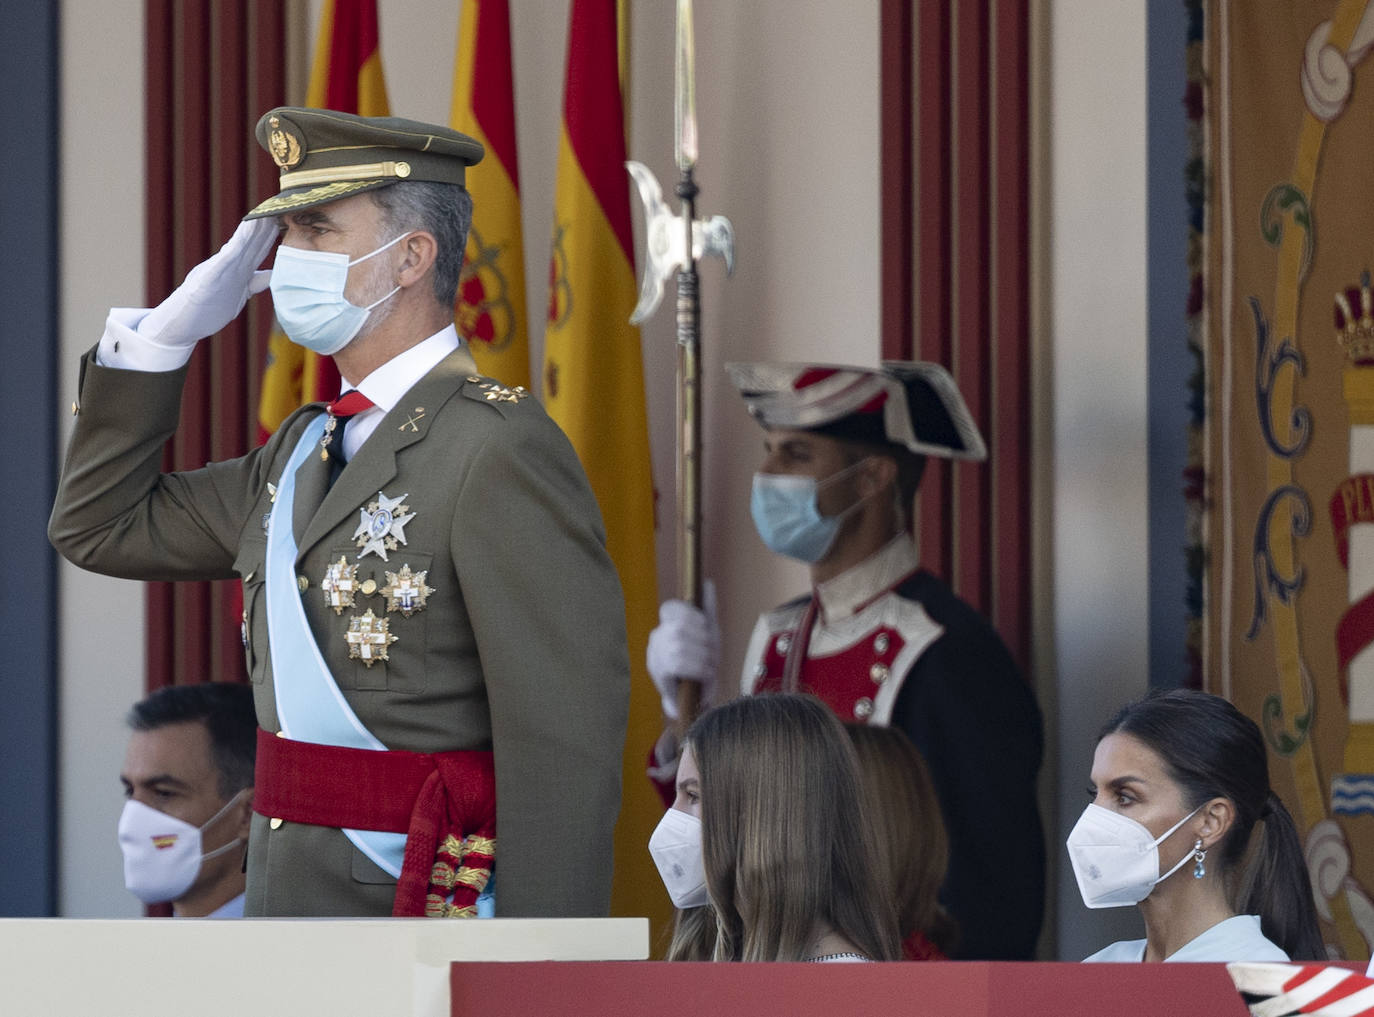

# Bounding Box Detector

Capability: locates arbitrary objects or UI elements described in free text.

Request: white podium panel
[0,917,648,1017]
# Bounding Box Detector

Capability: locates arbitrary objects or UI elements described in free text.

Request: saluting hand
[137,217,278,350]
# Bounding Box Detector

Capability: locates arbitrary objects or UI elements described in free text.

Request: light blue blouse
[1083,915,1289,962]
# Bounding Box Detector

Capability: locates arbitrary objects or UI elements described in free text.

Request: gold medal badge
[345,609,398,667]
[381,563,435,617]
[321,556,360,615]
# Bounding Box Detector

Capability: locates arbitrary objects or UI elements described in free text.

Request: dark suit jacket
[50,345,631,917]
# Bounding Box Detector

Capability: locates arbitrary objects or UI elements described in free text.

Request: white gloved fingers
[655,600,718,677]
[646,587,723,721]
[138,218,279,347]
[236,215,282,266]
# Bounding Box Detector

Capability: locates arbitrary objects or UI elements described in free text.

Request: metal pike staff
[627,0,734,732]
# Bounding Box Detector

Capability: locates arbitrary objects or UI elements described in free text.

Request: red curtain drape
[881,0,1032,676]
[144,0,287,693]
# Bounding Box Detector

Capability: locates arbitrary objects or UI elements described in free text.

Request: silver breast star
[352,490,415,561]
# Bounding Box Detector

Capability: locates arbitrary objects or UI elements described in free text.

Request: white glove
[646,580,720,721]
[137,217,277,348]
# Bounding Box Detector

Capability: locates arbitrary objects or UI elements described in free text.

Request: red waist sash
[254,729,496,917]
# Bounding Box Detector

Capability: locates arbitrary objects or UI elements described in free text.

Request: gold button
[275,730,286,738]
[396,161,411,178]
[297,575,309,593]
[870,663,890,684]
[71,400,80,415]
[874,633,890,655]
[776,633,792,654]
[853,697,874,720]
[360,579,377,596]
[269,817,283,830]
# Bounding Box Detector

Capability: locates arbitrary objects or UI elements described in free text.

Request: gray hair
[370,181,472,307]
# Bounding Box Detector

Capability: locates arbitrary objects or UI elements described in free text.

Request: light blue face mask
[749,460,870,564]
[269,233,407,355]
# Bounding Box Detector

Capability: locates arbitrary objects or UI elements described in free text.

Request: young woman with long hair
[846,723,957,959]
[1070,688,1324,961]
[650,693,900,962]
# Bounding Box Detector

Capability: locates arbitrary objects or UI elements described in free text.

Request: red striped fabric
[560,0,634,262]
[318,0,381,110]
[469,0,520,182]
[144,1,288,696]
[881,0,1032,677]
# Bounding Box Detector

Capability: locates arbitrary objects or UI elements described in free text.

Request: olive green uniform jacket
[50,346,630,917]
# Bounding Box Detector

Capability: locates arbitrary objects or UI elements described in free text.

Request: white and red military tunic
[741,533,1045,960]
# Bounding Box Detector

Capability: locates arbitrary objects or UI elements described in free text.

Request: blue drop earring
[1192,839,1206,879]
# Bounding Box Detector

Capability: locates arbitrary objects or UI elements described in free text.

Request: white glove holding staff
[646,580,720,721]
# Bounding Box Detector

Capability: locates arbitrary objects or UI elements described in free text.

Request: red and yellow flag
[256,0,391,441]
[450,0,531,389]
[544,0,667,938]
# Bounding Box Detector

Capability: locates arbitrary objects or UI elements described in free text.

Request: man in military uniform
[51,108,630,918]
[647,362,1044,958]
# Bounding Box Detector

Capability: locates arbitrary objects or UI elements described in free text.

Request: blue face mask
[269,233,407,355]
[749,460,870,563]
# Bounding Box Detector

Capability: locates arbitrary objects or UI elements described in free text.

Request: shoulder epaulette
[460,374,532,413]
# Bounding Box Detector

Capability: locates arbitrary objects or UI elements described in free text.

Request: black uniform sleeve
[890,576,1046,960]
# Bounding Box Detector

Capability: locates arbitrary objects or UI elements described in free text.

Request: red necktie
[327,389,375,419]
[323,390,375,472]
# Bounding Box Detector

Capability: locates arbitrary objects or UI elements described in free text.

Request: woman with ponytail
[1069,688,1324,961]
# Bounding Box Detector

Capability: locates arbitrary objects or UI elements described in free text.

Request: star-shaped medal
[352,490,415,561]
[321,555,360,614]
[344,609,398,667]
[381,563,435,616]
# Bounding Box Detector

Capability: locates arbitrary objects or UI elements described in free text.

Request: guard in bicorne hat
[647,360,1045,960]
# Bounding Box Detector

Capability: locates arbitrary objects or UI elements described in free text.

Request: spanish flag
[544,0,668,939]
[256,0,391,441]
[450,0,531,389]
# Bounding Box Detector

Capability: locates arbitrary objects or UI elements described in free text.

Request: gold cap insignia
[268,116,303,169]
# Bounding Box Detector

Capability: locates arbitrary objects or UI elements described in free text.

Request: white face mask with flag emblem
[118,791,246,905]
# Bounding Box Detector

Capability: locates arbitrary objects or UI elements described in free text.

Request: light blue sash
[265,415,407,877]
[265,415,496,914]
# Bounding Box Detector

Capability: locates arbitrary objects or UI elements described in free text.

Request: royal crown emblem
[456,225,518,351]
[267,115,303,169]
[1335,271,1374,364]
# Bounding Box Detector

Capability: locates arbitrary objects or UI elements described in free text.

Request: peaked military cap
[726,361,988,461]
[243,107,485,220]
